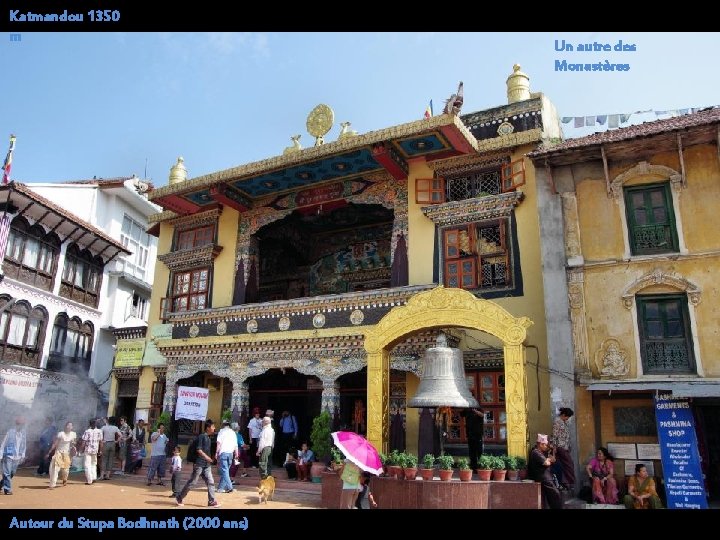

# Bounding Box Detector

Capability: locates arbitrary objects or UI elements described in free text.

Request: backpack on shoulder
[186,435,200,463]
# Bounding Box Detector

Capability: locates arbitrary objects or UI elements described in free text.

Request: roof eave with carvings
[157,244,223,271]
[149,115,478,201]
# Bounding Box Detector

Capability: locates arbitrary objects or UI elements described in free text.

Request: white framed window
[131,293,149,321]
[120,215,152,281]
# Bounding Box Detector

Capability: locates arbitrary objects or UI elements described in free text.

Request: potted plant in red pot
[490,455,507,481]
[476,454,493,481]
[504,455,520,481]
[420,453,435,481]
[457,457,472,481]
[403,453,418,481]
[516,456,528,480]
[386,449,402,479]
[437,454,455,481]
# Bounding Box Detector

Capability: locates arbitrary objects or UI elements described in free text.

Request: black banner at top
[3,0,309,32]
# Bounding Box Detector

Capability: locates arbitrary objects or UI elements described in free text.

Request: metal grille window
[446,170,502,201]
[637,294,695,374]
[624,183,679,255]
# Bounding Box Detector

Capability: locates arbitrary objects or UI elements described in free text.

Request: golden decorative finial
[169,156,187,185]
[283,134,303,155]
[306,104,334,147]
[337,121,358,140]
[506,64,530,104]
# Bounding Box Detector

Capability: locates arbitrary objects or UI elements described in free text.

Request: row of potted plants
[379,450,528,482]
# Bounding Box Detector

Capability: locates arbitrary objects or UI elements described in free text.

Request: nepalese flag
[424,100,433,119]
[2,134,16,185]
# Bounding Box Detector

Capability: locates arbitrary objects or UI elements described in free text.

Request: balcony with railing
[164,284,436,340]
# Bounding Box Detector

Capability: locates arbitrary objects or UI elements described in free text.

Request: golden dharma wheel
[306,104,334,138]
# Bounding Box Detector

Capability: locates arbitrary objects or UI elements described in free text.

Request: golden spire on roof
[506,64,531,104]
[169,156,187,185]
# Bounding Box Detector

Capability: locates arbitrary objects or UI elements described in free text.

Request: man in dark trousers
[528,433,562,509]
[462,404,485,472]
[176,420,219,508]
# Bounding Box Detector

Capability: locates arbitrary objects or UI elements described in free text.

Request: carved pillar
[503,342,528,458]
[163,364,178,413]
[366,349,390,454]
[390,179,409,264]
[561,192,583,266]
[231,379,249,417]
[320,379,340,414]
[567,268,590,372]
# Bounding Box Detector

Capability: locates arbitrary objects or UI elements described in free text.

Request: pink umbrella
[331,431,383,475]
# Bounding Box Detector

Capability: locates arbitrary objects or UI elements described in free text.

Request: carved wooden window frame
[445,370,506,445]
[47,314,94,375]
[623,182,679,256]
[415,177,446,204]
[0,297,48,368]
[636,294,696,375]
[500,159,526,192]
[60,243,104,308]
[441,219,512,292]
[175,224,215,251]
[3,216,60,291]
[171,266,211,312]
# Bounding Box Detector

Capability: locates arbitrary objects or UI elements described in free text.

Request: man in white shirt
[257,417,275,479]
[81,419,103,485]
[247,408,263,468]
[215,420,238,493]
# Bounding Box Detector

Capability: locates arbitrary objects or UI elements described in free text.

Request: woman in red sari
[585,447,618,504]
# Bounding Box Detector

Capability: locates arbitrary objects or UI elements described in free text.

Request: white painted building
[25,177,160,403]
[0,178,159,430]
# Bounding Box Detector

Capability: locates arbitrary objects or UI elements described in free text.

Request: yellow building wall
[206,374,225,425]
[212,207,240,309]
[407,158,437,285]
[136,367,156,411]
[405,147,552,444]
[576,144,720,379]
[107,377,118,417]
[574,387,595,465]
[147,222,173,328]
[677,145,720,252]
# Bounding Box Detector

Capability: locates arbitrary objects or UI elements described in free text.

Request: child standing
[169,446,182,498]
[355,472,377,509]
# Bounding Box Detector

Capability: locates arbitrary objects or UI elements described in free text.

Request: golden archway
[363,286,533,457]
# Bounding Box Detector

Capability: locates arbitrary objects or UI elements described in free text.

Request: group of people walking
[0,414,153,495]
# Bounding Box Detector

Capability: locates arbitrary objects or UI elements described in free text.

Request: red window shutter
[501,159,526,192]
[415,177,446,204]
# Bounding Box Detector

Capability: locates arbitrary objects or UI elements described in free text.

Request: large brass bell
[408,333,479,408]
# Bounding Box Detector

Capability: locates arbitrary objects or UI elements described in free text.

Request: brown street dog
[257,475,276,504]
